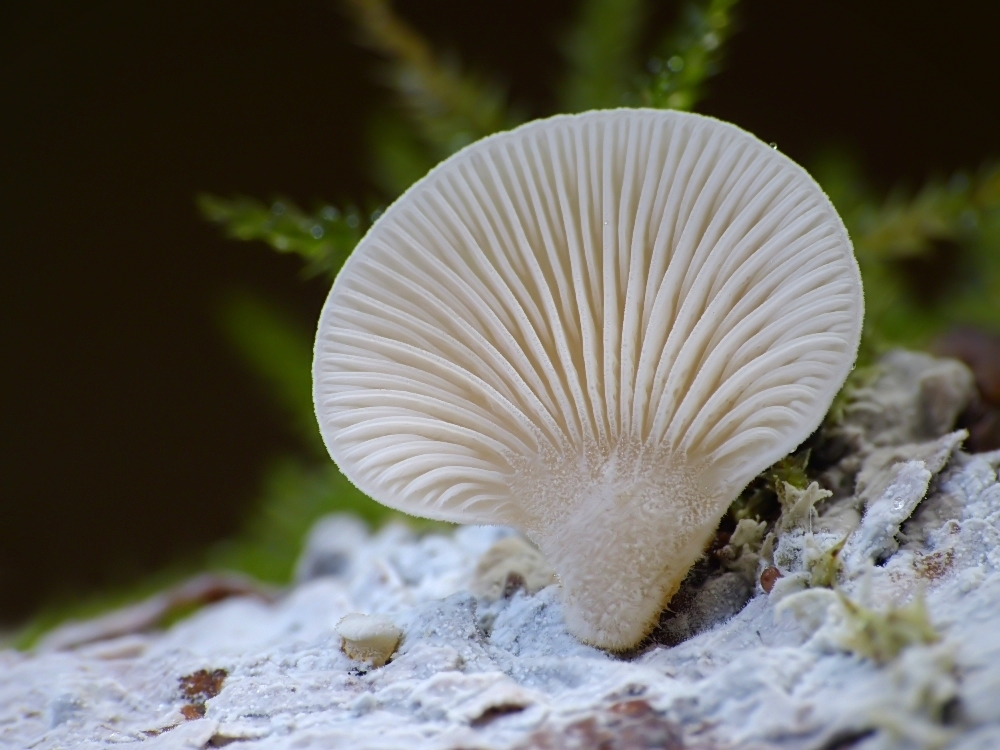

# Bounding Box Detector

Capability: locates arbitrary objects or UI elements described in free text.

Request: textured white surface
[314,109,863,647]
[3,446,1000,750]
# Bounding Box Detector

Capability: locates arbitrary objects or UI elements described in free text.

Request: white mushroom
[336,613,402,667]
[314,109,863,650]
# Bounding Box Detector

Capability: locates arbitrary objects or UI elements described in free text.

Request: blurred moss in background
[16,0,1000,646]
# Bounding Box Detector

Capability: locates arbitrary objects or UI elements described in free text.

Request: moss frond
[638,0,740,111]
[343,0,519,161]
[836,591,939,664]
[558,0,647,111]
[199,194,366,282]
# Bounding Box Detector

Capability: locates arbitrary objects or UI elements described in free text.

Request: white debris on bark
[3,352,1000,750]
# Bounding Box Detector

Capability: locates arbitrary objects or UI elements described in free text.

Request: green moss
[639,0,740,111]
[806,536,846,589]
[729,450,813,525]
[198,194,367,281]
[835,591,940,664]
[559,0,647,111]
[344,0,521,166]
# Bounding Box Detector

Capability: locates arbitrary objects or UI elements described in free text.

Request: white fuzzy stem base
[514,447,728,650]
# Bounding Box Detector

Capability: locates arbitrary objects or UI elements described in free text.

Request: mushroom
[336,613,402,667]
[314,109,863,650]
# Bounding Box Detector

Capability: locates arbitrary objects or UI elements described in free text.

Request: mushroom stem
[514,445,724,650]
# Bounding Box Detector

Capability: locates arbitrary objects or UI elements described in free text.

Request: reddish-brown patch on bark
[516,699,691,749]
[179,668,228,702]
[914,548,955,580]
[178,667,228,719]
[471,703,527,727]
[760,566,782,593]
[180,703,205,720]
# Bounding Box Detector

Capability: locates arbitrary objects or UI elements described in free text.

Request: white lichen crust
[314,109,863,649]
[11,353,1000,750]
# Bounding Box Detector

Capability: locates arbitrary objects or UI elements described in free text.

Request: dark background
[2,0,998,625]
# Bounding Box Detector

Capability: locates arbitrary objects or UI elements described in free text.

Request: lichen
[778,586,940,664]
[777,480,831,534]
[835,591,940,663]
[805,535,846,589]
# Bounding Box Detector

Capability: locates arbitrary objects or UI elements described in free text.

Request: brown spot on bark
[142,725,175,737]
[914,548,955,580]
[471,703,526,727]
[760,566,782,593]
[180,703,205,720]
[179,668,228,703]
[517,699,688,749]
[207,735,241,747]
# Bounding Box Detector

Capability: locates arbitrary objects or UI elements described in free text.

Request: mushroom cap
[314,109,863,649]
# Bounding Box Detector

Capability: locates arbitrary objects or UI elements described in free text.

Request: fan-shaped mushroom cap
[314,109,863,650]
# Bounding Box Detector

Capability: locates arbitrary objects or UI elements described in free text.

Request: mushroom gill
[313,109,864,650]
